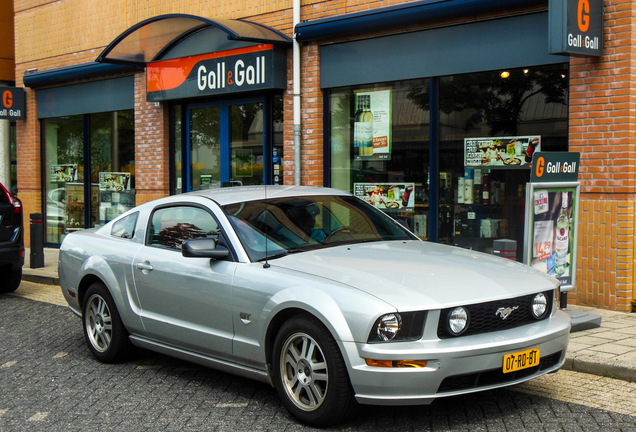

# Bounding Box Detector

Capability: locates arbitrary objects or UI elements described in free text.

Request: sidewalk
[21,248,636,383]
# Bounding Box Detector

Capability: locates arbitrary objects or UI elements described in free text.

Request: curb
[563,356,636,383]
[22,272,59,287]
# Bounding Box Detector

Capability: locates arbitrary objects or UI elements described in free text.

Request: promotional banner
[464,136,540,168]
[50,164,78,182]
[353,183,414,211]
[99,172,131,191]
[353,90,392,161]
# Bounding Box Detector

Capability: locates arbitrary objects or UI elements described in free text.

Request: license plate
[503,347,540,373]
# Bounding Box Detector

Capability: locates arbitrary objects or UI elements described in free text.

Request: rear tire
[0,267,21,293]
[82,282,132,363]
[272,315,358,427]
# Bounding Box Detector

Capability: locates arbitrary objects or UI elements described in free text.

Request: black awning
[97,14,292,66]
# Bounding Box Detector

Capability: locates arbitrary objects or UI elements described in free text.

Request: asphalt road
[1,282,636,431]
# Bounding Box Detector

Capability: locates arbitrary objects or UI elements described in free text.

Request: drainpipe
[293,0,301,185]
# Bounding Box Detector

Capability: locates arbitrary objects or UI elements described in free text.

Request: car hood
[270,240,558,310]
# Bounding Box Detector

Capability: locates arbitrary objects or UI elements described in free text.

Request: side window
[110,212,139,239]
[148,206,219,251]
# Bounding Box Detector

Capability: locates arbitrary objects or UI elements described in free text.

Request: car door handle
[136,262,154,271]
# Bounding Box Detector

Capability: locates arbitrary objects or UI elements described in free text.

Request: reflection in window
[149,206,219,250]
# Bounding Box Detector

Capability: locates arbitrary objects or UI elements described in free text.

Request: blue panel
[24,63,138,88]
[321,13,567,88]
[36,77,135,118]
[296,0,545,42]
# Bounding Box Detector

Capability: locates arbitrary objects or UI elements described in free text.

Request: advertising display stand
[523,152,600,330]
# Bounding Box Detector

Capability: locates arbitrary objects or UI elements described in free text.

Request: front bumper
[345,309,571,405]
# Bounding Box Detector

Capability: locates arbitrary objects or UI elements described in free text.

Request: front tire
[272,315,357,427]
[82,282,132,363]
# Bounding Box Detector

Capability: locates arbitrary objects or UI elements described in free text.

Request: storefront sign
[525,183,579,289]
[464,136,540,169]
[146,44,287,101]
[530,152,580,182]
[0,87,26,120]
[549,0,603,57]
[353,183,414,212]
[353,90,392,161]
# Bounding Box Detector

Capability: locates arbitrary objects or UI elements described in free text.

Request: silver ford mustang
[59,185,570,426]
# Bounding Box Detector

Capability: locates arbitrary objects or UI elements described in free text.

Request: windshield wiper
[258,248,307,262]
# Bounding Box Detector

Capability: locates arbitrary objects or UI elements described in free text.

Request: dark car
[0,182,24,293]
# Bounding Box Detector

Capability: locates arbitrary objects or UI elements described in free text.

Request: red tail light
[0,183,22,214]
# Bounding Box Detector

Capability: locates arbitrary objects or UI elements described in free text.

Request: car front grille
[436,351,563,394]
[436,290,554,339]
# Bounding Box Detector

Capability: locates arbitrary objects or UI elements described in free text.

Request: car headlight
[368,312,426,343]
[377,314,400,341]
[531,292,548,319]
[447,307,469,336]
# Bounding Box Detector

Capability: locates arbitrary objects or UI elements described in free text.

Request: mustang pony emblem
[495,306,519,320]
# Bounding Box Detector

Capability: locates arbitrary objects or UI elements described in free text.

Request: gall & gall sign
[549,0,603,57]
[1,88,26,120]
[146,44,287,102]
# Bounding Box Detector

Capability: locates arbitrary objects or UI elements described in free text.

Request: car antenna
[263,182,270,269]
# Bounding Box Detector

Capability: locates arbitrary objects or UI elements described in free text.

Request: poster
[353,183,415,211]
[528,186,577,287]
[99,172,131,191]
[354,89,392,161]
[50,164,78,182]
[464,136,540,168]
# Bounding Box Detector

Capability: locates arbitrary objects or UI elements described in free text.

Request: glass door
[186,99,264,190]
[189,106,222,190]
[229,101,264,186]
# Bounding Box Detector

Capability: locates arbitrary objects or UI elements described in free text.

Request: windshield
[222,194,417,262]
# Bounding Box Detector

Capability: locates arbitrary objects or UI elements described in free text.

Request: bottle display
[353,97,362,157]
[354,95,374,157]
[554,191,570,275]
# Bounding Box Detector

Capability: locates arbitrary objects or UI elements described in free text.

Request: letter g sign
[578,0,590,32]
[2,90,13,108]
[535,156,545,178]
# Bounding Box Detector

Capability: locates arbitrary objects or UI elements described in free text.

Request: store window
[329,79,430,238]
[44,110,135,245]
[439,64,568,257]
[328,64,568,260]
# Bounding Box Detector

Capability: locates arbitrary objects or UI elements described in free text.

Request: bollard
[30,212,45,268]
[493,239,517,260]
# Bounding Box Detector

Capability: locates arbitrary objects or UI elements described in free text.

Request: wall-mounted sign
[146,44,287,102]
[549,0,603,57]
[0,87,26,120]
[530,152,580,182]
[464,136,540,169]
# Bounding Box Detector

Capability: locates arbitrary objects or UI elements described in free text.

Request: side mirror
[182,238,229,259]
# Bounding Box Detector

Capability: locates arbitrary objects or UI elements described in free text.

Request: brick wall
[568,0,636,311]
[133,73,170,205]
